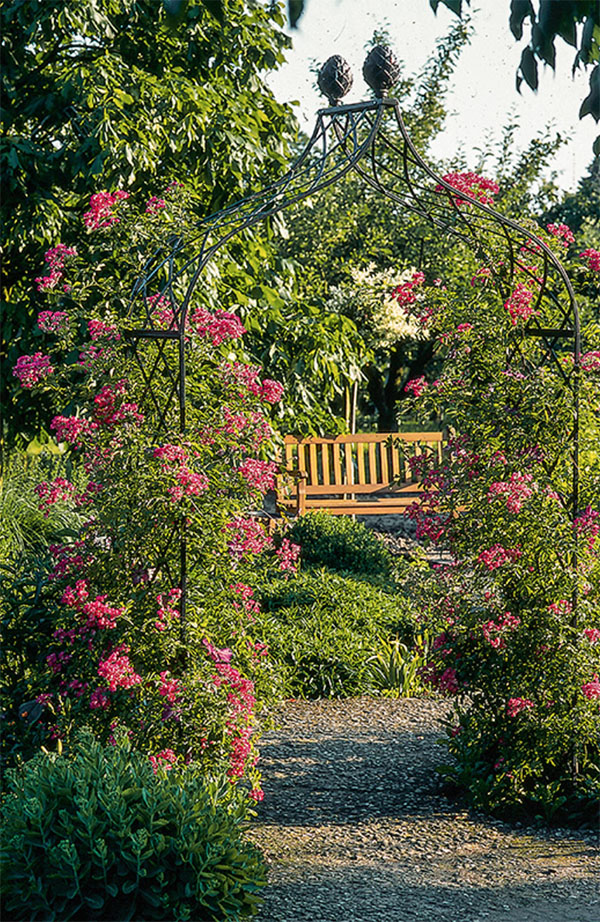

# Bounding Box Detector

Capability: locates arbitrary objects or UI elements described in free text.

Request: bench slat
[357,442,366,484]
[380,441,389,484]
[296,481,425,496]
[297,442,307,476]
[368,441,377,483]
[332,442,342,484]
[321,443,330,485]
[345,442,353,486]
[309,443,318,484]
[303,500,419,514]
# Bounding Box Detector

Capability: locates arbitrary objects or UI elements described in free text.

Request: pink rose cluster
[404,375,427,398]
[421,663,459,695]
[155,588,182,632]
[38,311,71,335]
[158,671,182,704]
[145,196,166,215]
[50,414,94,449]
[149,749,177,773]
[392,270,425,308]
[153,443,209,503]
[61,579,124,632]
[88,318,120,341]
[546,223,574,246]
[581,675,600,700]
[547,599,572,616]
[276,538,301,573]
[477,544,522,571]
[579,248,600,272]
[13,352,54,388]
[211,660,257,780]
[581,351,600,373]
[221,406,274,452]
[97,645,142,691]
[406,501,447,543]
[34,478,74,512]
[83,190,129,230]
[93,381,143,428]
[231,582,261,620]
[503,282,537,325]
[470,265,493,287]
[506,697,534,717]
[225,516,273,562]
[35,243,77,292]
[237,457,278,493]
[487,471,535,514]
[203,638,234,664]
[189,307,246,345]
[481,611,521,650]
[437,171,499,206]
[221,362,284,404]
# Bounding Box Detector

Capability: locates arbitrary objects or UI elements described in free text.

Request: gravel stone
[249,698,600,922]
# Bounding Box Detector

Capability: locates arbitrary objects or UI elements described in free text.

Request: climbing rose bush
[11,186,297,800]
[398,217,600,823]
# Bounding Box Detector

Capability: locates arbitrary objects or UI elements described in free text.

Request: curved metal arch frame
[125,95,581,619]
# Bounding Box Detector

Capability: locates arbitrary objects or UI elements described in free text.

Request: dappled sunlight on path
[249,699,599,922]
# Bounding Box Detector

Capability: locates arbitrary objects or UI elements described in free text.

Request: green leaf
[288,0,304,28]
[519,46,539,90]
[510,0,535,40]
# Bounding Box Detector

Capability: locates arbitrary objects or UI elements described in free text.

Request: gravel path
[249,698,600,922]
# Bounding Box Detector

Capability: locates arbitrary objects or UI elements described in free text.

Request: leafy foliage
[1,731,266,921]
[0,453,83,563]
[1,0,297,438]
[3,192,301,799]
[366,635,430,698]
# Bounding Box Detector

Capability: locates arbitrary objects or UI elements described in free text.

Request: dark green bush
[0,732,266,922]
[257,569,416,698]
[287,512,392,578]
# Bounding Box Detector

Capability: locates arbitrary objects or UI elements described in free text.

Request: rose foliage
[8,187,299,804]
[397,201,600,823]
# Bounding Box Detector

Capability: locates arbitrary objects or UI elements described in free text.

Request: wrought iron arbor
[125,46,581,616]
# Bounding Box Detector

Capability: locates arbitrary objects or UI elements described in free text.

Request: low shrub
[365,634,430,697]
[287,512,392,578]
[0,731,266,922]
[256,570,416,698]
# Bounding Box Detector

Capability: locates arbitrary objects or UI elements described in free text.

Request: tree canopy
[1,0,296,438]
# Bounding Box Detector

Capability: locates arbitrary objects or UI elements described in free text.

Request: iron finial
[363,45,401,97]
[317,55,354,106]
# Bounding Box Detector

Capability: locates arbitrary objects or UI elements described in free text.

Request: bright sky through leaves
[267,0,597,191]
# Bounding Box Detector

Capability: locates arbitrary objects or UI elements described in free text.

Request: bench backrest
[282,432,443,496]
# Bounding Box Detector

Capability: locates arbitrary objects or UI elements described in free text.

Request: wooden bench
[277,432,443,516]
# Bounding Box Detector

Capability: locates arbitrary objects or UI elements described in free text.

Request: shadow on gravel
[254,728,459,826]
[254,729,598,858]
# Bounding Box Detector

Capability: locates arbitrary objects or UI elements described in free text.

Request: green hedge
[287,512,392,578]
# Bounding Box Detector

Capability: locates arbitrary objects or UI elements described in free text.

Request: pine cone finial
[317,55,354,105]
[363,45,401,98]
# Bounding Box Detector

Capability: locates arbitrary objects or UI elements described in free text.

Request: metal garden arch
[125,46,581,618]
